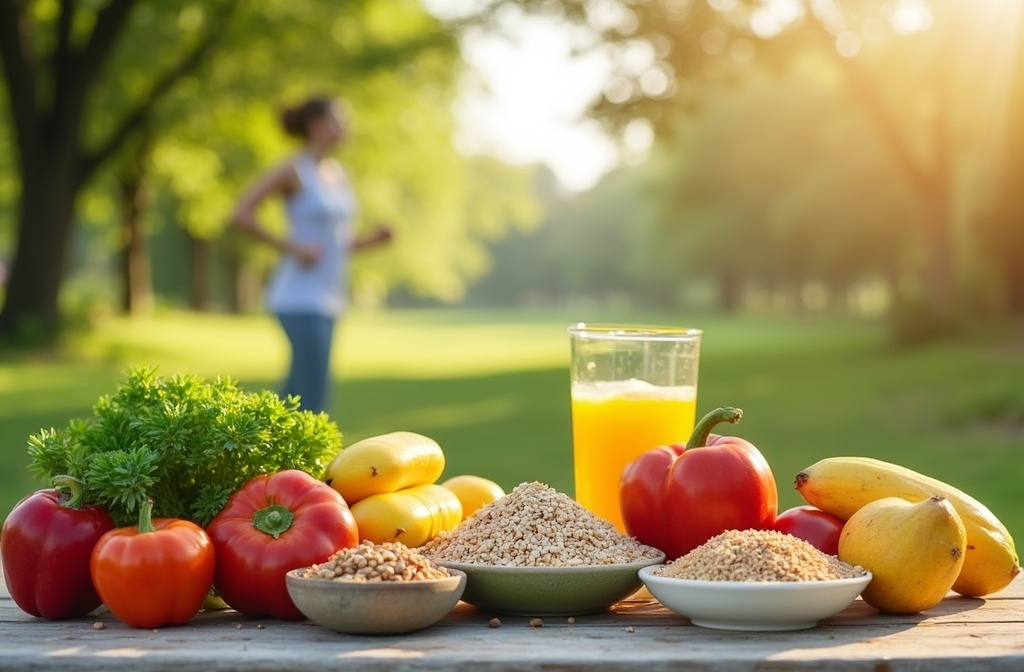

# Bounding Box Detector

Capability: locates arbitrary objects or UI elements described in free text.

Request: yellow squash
[839,496,966,613]
[795,456,1019,597]
[325,431,445,504]
[350,484,463,548]
[440,475,505,520]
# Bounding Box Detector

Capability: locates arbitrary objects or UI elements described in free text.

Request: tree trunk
[117,150,154,316]
[989,17,1024,316]
[813,12,957,335]
[0,0,237,339]
[984,152,1024,316]
[1005,259,1024,315]
[717,269,741,313]
[920,196,954,324]
[920,23,955,327]
[189,234,211,311]
[225,247,243,314]
[225,247,262,314]
[0,156,80,339]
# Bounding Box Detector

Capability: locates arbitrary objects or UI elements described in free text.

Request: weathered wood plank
[1,567,1022,671]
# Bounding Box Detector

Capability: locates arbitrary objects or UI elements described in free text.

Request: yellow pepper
[350,484,463,548]
[324,431,445,505]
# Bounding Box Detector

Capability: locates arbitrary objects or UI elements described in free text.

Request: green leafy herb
[27,366,341,526]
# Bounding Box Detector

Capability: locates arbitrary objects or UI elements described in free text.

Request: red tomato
[620,407,778,561]
[773,505,845,555]
[90,501,215,628]
[206,470,360,620]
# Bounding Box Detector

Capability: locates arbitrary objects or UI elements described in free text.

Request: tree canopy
[0,0,538,338]
[474,0,1024,334]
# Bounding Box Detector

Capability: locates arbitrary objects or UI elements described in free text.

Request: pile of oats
[654,529,865,582]
[421,481,662,567]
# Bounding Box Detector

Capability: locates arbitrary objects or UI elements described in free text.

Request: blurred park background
[0,1,1022,542]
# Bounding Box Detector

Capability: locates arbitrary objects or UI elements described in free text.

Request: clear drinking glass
[568,324,702,531]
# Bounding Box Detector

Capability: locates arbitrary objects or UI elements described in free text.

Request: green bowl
[437,555,665,617]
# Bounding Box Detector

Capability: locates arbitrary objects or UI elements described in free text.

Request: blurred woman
[231,96,391,414]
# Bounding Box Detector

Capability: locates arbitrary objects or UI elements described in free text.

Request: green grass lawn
[1,308,1022,549]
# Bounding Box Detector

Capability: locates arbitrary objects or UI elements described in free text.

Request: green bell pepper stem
[52,475,87,509]
[686,407,743,449]
[252,504,295,539]
[137,499,156,533]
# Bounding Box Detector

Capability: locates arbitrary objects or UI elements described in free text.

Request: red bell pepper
[0,477,115,619]
[620,407,778,560]
[205,469,360,620]
[90,499,216,628]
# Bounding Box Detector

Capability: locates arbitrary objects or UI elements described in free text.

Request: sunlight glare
[891,0,934,35]
[451,12,618,191]
[835,31,862,58]
[420,0,487,20]
[750,0,805,39]
[957,1,1024,207]
[623,119,654,165]
[707,0,740,12]
[639,67,671,97]
[587,0,635,33]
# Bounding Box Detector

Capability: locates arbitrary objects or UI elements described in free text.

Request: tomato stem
[52,475,86,509]
[138,498,156,533]
[252,504,294,539]
[686,407,743,448]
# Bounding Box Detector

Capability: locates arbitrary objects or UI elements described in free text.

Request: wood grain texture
[2,565,1022,672]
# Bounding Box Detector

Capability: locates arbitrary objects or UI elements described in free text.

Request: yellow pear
[838,495,966,614]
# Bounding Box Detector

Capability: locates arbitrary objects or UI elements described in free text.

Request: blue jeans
[276,313,335,414]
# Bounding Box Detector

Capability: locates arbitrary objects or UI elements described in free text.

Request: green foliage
[462,57,935,314]
[0,89,13,254]
[1,0,539,320]
[110,0,538,304]
[460,165,670,309]
[644,63,922,299]
[490,0,1024,327]
[26,366,342,526]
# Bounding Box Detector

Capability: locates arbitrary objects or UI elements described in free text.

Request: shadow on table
[610,593,989,654]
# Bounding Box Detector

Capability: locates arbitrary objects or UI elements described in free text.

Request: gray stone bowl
[285,567,466,635]
[437,554,666,617]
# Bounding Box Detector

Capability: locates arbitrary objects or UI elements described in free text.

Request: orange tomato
[90,500,215,628]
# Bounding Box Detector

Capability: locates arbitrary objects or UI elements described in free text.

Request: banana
[795,456,1019,597]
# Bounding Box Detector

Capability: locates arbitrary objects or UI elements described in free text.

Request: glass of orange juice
[568,324,702,531]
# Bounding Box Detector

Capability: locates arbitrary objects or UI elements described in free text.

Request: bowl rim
[434,553,666,574]
[638,565,873,590]
[285,566,466,589]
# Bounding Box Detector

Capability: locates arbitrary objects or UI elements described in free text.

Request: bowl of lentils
[286,540,466,634]
[420,482,665,617]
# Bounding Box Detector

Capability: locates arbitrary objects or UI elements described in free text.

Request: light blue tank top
[266,154,356,317]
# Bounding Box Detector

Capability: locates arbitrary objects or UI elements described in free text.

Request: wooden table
[1,566,1022,671]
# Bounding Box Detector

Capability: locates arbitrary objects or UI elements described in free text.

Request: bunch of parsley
[27,367,342,526]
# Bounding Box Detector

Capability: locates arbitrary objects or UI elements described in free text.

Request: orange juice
[571,380,696,531]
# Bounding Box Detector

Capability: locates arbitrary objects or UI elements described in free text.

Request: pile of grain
[654,529,865,582]
[421,481,662,567]
[300,540,450,582]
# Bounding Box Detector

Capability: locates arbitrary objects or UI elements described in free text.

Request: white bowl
[639,566,872,631]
